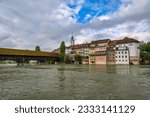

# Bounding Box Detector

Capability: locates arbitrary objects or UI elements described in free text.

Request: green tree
[35,45,41,51]
[64,55,70,64]
[59,41,66,62]
[140,42,150,64]
[74,54,82,64]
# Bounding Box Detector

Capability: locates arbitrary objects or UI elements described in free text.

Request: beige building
[106,40,117,64]
[89,39,110,64]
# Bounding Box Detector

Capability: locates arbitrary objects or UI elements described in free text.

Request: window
[122,56,124,58]
[125,52,127,54]
[119,56,120,58]
[125,56,127,58]
[122,52,124,54]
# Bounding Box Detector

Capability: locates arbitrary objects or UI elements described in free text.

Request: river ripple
[0,64,150,100]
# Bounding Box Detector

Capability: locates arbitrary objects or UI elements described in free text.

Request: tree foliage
[59,41,66,62]
[74,54,82,64]
[35,45,41,51]
[140,42,150,64]
[64,55,70,64]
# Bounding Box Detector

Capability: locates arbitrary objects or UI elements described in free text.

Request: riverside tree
[140,41,150,64]
[59,41,66,62]
[35,45,41,51]
[64,55,70,64]
[74,54,82,64]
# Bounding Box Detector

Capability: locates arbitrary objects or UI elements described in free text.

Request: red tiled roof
[109,40,118,46]
[109,37,140,46]
[91,39,110,44]
[66,43,90,50]
[117,37,140,44]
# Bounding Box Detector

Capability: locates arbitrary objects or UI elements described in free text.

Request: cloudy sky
[0,0,150,51]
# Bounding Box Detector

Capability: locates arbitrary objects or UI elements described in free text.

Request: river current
[0,64,150,100]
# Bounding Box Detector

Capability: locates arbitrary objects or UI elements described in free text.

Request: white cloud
[112,0,150,19]
[98,15,110,21]
[49,3,71,21]
[75,35,88,44]
[84,14,92,20]
[0,0,149,51]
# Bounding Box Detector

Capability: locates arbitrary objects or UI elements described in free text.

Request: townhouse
[106,40,117,64]
[89,39,110,64]
[115,37,140,65]
[106,37,140,65]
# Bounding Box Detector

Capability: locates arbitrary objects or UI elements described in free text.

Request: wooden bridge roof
[0,48,59,58]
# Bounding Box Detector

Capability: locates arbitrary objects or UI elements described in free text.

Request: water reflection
[88,65,139,76]
[0,64,150,99]
[115,65,130,75]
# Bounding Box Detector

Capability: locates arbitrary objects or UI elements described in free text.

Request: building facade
[54,36,140,65]
[106,40,117,64]
[107,37,140,65]
[115,47,129,64]
[65,36,90,63]
[89,39,110,64]
[116,37,140,64]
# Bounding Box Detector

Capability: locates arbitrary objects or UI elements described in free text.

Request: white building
[127,43,140,64]
[65,46,72,55]
[115,47,129,64]
[115,37,140,64]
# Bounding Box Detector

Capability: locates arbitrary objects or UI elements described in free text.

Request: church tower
[70,35,75,46]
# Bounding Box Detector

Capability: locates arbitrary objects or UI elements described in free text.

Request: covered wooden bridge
[0,48,59,64]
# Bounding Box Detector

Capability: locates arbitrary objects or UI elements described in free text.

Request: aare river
[0,64,150,100]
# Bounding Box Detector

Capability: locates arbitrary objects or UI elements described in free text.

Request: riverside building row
[53,36,140,65]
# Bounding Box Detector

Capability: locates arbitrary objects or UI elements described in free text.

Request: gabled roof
[108,37,140,46]
[72,43,90,49]
[91,39,110,44]
[65,43,90,50]
[117,37,140,44]
[108,40,118,46]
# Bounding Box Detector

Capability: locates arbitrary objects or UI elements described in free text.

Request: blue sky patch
[67,0,122,23]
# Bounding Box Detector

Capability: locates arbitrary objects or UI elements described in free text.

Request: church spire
[70,35,75,46]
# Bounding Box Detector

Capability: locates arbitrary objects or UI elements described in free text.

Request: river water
[0,64,150,100]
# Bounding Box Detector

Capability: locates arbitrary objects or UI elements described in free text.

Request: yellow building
[89,39,110,64]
